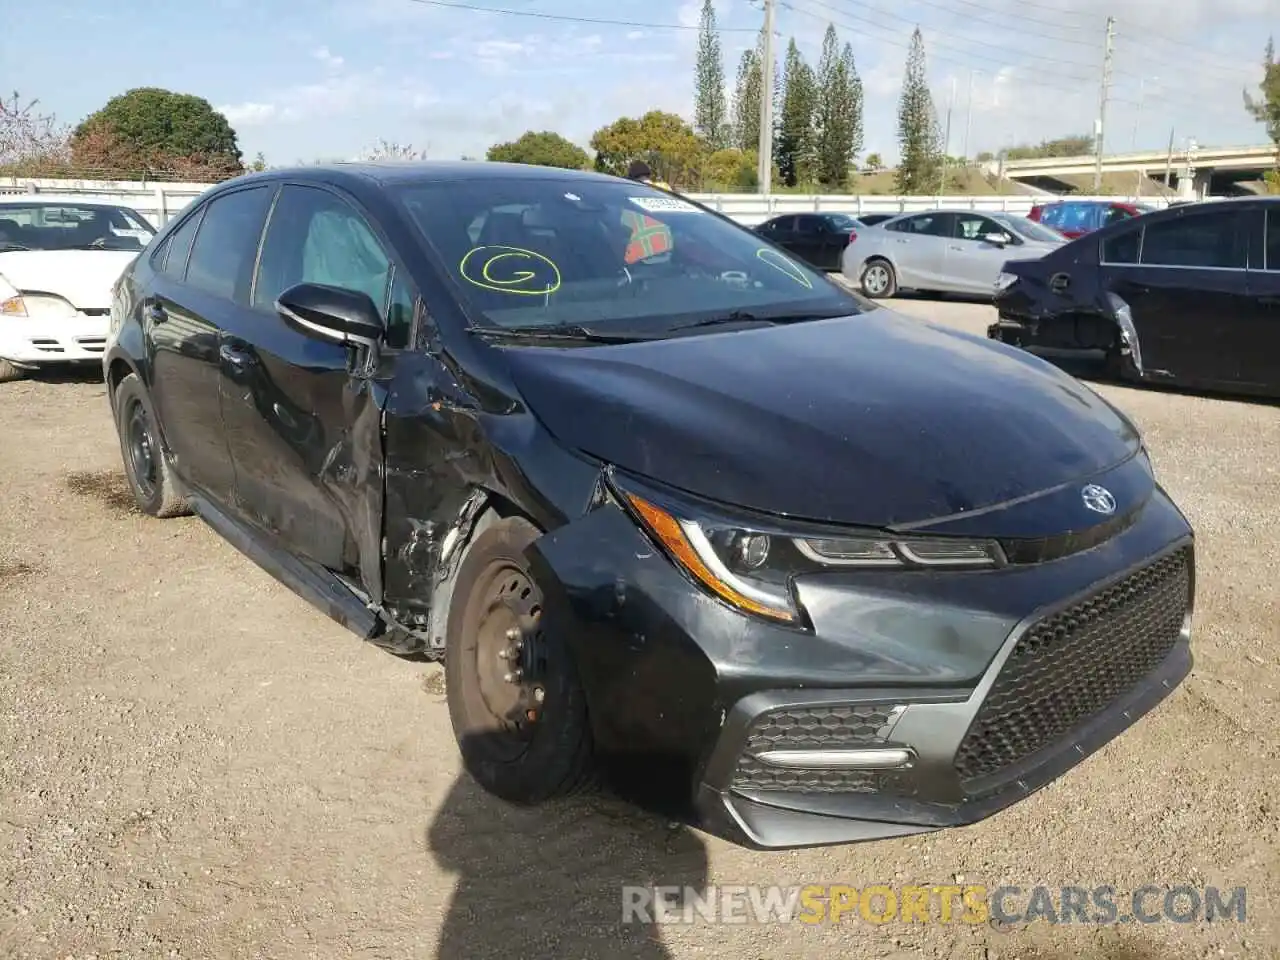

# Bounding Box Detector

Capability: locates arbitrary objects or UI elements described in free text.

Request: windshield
[826,214,859,230]
[0,203,155,252]
[994,214,1064,244]
[393,178,868,333]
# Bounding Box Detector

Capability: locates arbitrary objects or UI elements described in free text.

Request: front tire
[860,258,898,298]
[0,359,27,383]
[112,373,191,518]
[445,516,595,804]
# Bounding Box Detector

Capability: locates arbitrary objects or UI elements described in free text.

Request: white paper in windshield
[628,195,698,213]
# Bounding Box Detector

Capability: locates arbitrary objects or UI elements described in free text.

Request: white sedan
[0,199,155,382]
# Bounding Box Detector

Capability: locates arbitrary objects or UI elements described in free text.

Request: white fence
[1,175,1176,229]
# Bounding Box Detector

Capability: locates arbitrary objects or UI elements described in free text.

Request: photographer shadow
[428,734,710,960]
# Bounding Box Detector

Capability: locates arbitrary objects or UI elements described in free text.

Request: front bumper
[525,466,1195,851]
[695,544,1191,848]
[0,313,109,366]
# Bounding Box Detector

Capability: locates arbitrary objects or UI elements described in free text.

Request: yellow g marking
[459,245,561,296]
[756,248,814,288]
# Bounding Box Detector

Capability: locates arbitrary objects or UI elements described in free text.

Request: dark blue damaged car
[103,161,1195,850]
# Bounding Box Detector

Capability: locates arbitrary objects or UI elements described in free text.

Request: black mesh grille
[731,760,915,794]
[731,704,911,794]
[955,547,1191,785]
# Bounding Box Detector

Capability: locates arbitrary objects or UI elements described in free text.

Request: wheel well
[106,358,134,400]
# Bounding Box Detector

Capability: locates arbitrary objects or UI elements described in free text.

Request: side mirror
[983,232,1011,247]
[275,282,383,350]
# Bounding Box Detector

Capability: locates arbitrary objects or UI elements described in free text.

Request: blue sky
[4,0,1273,167]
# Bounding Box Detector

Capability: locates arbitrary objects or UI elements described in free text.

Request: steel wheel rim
[472,561,548,758]
[125,399,157,500]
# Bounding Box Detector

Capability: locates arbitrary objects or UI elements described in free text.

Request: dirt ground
[1,298,1277,960]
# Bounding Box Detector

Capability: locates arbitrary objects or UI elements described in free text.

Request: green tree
[776,39,816,187]
[694,0,728,149]
[589,111,703,185]
[486,130,589,169]
[895,28,941,194]
[864,152,883,170]
[249,151,267,172]
[1244,36,1280,190]
[813,28,863,189]
[71,88,243,179]
[1002,134,1093,160]
[704,147,758,190]
[732,47,762,152]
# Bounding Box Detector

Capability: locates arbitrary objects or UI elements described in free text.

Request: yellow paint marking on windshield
[755,248,813,289]
[459,245,561,296]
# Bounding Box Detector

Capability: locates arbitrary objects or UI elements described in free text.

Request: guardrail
[1,175,1176,228]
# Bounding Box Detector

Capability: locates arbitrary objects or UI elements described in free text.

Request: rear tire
[445,516,595,804]
[860,258,897,298]
[0,359,27,383]
[112,373,191,518]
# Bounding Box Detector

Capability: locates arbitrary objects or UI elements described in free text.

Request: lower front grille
[731,703,912,794]
[954,547,1191,785]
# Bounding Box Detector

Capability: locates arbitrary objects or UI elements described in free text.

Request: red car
[1028,200,1152,240]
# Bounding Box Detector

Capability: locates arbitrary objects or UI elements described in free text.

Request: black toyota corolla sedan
[103,162,1195,850]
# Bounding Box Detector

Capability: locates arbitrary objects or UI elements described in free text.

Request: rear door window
[158,208,205,280]
[1139,209,1250,269]
[1101,227,1140,265]
[186,186,275,300]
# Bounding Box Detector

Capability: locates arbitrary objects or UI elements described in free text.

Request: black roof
[229,160,627,189]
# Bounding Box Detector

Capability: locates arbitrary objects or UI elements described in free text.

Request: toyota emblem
[1081,484,1117,515]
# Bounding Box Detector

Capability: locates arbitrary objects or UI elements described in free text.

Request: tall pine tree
[777,39,816,187]
[896,27,942,193]
[731,27,779,155]
[693,0,728,148]
[732,47,761,152]
[813,26,863,189]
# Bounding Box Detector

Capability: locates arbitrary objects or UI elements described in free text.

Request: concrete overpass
[993,144,1277,198]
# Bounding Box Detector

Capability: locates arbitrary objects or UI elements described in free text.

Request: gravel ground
[1,297,1277,959]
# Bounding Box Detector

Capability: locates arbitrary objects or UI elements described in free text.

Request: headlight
[995,271,1018,291]
[0,294,78,319]
[609,471,1006,625]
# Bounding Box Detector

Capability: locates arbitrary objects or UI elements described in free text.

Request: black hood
[501,310,1142,528]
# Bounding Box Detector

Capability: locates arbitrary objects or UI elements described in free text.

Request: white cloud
[312,45,345,69]
[216,101,278,126]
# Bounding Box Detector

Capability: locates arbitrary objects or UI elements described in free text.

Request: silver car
[841,209,1065,299]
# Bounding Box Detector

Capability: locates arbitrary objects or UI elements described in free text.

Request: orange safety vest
[621,208,673,263]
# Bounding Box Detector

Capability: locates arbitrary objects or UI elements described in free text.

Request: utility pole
[938,75,957,197]
[757,0,776,196]
[962,69,976,163]
[1163,126,1174,191]
[1092,15,1115,194]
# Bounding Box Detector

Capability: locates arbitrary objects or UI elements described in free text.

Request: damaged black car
[990,196,1280,397]
[104,162,1195,850]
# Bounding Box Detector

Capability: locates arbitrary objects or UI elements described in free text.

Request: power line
[865,0,1101,47]
[782,1,1125,103]
[789,0,1103,85]
[799,0,1102,81]
[402,0,762,31]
